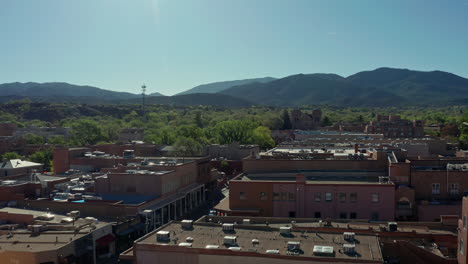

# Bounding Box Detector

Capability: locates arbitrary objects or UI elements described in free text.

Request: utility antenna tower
[141,84,147,119]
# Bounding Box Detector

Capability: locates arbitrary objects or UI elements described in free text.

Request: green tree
[23,133,45,144]
[173,137,203,156]
[251,126,275,149]
[47,135,67,145]
[1,152,22,160]
[322,116,332,126]
[281,110,292,130]
[70,119,103,146]
[194,111,204,128]
[214,119,258,144]
[28,148,53,171]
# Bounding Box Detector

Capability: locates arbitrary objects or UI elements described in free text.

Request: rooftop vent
[280,226,292,235]
[287,241,300,251]
[242,219,251,225]
[222,223,234,232]
[343,232,355,241]
[84,217,98,224]
[223,236,237,246]
[181,220,193,230]
[266,249,280,254]
[388,222,398,232]
[229,247,241,251]
[205,245,219,249]
[156,231,170,242]
[343,244,355,254]
[313,245,334,256]
[186,237,194,243]
[251,239,259,246]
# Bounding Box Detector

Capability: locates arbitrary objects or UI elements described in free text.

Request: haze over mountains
[1,67,467,107]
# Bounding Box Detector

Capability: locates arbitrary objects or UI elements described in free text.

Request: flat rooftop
[137,222,383,262]
[237,170,390,185]
[0,208,110,252]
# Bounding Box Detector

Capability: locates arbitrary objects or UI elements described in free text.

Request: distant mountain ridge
[176,77,276,95]
[1,67,467,107]
[0,82,140,101]
[219,67,468,106]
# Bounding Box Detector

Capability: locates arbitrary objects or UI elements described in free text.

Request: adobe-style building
[205,142,260,160]
[390,156,468,221]
[121,215,459,264]
[289,109,322,130]
[0,207,114,264]
[365,115,424,138]
[0,159,43,178]
[215,148,396,220]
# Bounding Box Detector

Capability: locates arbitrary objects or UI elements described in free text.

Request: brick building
[289,109,322,130]
[365,115,424,138]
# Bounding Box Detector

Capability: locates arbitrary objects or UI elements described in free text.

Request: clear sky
[1,0,468,95]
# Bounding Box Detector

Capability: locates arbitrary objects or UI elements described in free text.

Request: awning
[96,234,115,246]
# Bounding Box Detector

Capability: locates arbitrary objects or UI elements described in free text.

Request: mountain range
[176,77,276,95]
[1,67,467,107]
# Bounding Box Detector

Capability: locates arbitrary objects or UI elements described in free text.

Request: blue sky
[1,0,468,95]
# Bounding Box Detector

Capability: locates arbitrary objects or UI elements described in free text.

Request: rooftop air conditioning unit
[178,242,192,247]
[313,245,334,256]
[205,245,219,249]
[222,223,234,232]
[343,232,355,241]
[156,231,170,242]
[84,217,98,224]
[280,226,292,235]
[229,247,241,251]
[252,239,259,245]
[388,222,398,232]
[186,237,194,242]
[223,236,237,246]
[343,244,355,254]
[181,220,193,230]
[242,219,251,225]
[287,241,300,251]
[265,249,280,254]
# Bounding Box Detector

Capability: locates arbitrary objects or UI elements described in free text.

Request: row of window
[431,183,460,195]
[239,191,380,203]
[288,211,379,220]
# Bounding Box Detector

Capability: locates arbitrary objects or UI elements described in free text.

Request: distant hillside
[0,82,139,101]
[220,68,468,106]
[148,92,164,96]
[121,93,254,107]
[177,77,276,95]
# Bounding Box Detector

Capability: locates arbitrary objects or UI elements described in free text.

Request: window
[461,239,464,255]
[350,212,357,219]
[339,193,346,202]
[314,193,321,202]
[432,183,440,194]
[449,183,459,195]
[289,211,296,218]
[325,192,332,202]
[371,193,380,203]
[281,192,287,201]
[260,192,268,200]
[239,192,247,200]
[371,212,379,221]
[288,192,296,201]
[314,211,321,218]
[350,193,358,202]
[339,212,347,219]
[272,192,280,201]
